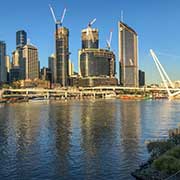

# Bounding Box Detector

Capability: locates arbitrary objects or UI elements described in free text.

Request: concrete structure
[16,30,27,48]
[0,41,7,83]
[81,28,99,49]
[118,21,138,87]
[48,54,56,83]
[78,25,117,87]
[55,27,69,86]
[22,44,39,80]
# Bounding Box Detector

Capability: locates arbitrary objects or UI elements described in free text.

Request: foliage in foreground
[152,146,180,174]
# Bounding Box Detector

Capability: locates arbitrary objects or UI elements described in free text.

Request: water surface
[0,99,179,179]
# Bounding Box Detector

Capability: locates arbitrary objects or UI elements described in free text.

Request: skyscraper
[79,27,116,78]
[22,44,39,80]
[16,30,27,48]
[77,25,117,87]
[0,41,7,83]
[48,54,56,83]
[16,30,27,79]
[118,22,138,87]
[55,27,69,86]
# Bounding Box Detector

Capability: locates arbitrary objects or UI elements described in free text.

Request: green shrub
[153,155,180,174]
[166,145,180,159]
[147,141,175,159]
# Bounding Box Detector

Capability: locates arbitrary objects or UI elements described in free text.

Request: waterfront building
[16,30,27,48]
[139,70,145,87]
[55,27,69,86]
[48,54,56,83]
[22,44,39,80]
[0,41,7,83]
[78,26,117,87]
[79,48,116,78]
[118,21,138,87]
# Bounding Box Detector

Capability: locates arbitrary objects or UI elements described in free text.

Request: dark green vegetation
[132,134,180,179]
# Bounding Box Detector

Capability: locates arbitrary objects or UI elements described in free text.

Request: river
[0,99,179,179]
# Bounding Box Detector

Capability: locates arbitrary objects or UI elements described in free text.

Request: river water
[0,99,179,180]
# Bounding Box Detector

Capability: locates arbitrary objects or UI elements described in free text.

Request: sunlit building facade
[118,22,138,87]
[55,27,69,86]
[22,44,39,80]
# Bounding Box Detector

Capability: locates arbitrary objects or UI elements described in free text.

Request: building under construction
[55,27,69,86]
[49,5,69,87]
[79,48,115,77]
[77,20,117,87]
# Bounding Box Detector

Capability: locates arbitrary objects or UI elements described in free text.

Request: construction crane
[49,4,66,27]
[86,18,96,42]
[106,30,113,50]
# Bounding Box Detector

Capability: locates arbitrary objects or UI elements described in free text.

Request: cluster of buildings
[0,19,145,88]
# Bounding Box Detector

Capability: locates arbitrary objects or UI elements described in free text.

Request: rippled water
[0,99,180,179]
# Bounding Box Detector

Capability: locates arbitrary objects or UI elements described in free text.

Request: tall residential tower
[118,22,138,87]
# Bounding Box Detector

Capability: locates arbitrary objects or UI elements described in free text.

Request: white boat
[104,93,116,99]
[28,97,49,103]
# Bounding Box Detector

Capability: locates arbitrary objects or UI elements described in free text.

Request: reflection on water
[0,100,179,179]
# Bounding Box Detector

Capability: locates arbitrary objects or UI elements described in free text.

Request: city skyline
[0,0,180,84]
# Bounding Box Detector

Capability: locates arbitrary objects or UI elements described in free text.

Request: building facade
[0,41,7,83]
[22,44,39,80]
[12,50,20,67]
[77,26,117,87]
[40,67,51,81]
[118,22,138,87]
[139,70,145,87]
[10,67,21,82]
[16,30,27,80]
[55,27,69,86]
[79,49,116,77]
[48,54,56,83]
[16,30,27,48]
[68,60,74,76]
[5,55,11,82]
[81,28,99,49]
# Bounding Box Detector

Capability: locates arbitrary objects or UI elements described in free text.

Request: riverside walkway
[1,86,180,99]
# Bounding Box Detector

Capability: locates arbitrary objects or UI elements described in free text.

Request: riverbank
[132,126,180,179]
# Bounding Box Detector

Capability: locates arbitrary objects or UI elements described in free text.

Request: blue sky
[0,0,180,84]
